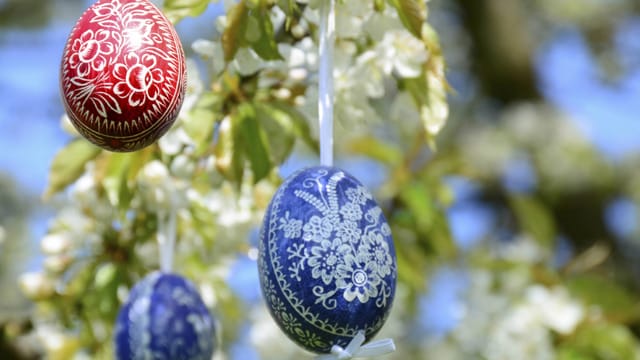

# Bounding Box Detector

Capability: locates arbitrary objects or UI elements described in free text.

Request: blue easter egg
[114,272,216,360]
[258,166,397,354]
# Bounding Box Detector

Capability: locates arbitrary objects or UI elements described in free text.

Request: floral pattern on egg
[258,166,397,354]
[114,272,215,360]
[60,0,186,152]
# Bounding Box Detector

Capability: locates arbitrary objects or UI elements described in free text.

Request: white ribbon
[157,207,176,273]
[318,0,336,167]
[315,331,396,360]
[157,188,179,273]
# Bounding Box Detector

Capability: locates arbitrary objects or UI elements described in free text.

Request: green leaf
[395,233,427,292]
[247,7,283,60]
[276,0,300,28]
[44,139,101,199]
[94,263,117,289]
[183,91,220,154]
[99,153,129,207]
[566,274,640,322]
[269,102,318,152]
[222,2,283,62]
[214,116,244,183]
[388,0,425,38]
[508,194,556,248]
[255,101,318,154]
[558,323,640,360]
[347,137,402,165]
[163,0,210,24]
[235,103,272,182]
[190,201,218,244]
[399,182,456,257]
[255,105,295,165]
[222,2,249,62]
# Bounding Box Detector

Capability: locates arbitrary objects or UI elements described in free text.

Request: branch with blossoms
[21,0,449,357]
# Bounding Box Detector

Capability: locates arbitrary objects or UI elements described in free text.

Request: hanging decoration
[114,188,216,360]
[113,272,216,360]
[258,0,397,357]
[60,0,186,152]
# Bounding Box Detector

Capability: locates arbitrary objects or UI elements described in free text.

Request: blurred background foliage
[1,0,640,359]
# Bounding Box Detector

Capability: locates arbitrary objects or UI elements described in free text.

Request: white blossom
[363,10,403,42]
[40,233,72,255]
[525,285,584,335]
[159,127,195,156]
[19,272,55,300]
[376,30,429,78]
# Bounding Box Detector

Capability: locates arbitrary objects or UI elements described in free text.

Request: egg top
[258,166,397,354]
[114,272,215,360]
[60,0,186,152]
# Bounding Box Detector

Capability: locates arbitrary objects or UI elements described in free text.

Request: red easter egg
[60,0,186,152]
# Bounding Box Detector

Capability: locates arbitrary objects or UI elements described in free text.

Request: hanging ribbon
[315,331,396,360]
[157,207,177,273]
[315,2,396,359]
[318,0,336,167]
[157,185,179,273]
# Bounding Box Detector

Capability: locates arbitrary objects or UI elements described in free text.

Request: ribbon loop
[315,331,396,360]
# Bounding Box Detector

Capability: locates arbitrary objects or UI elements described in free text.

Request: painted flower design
[366,206,383,222]
[308,238,351,285]
[302,215,333,242]
[362,232,393,277]
[90,0,119,24]
[336,220,362,244]
[340,202,363,222]
[113,52,164,107]
[336,252,382,303]
[296,329,329,350]
[346,186,372,205]
[68,29,114,76]
[381,222,392,237]
[279,310,301,334]
[279,212,302,239]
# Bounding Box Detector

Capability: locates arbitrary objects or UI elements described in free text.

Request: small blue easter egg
[114,272,216,360]
[258,166,397,354]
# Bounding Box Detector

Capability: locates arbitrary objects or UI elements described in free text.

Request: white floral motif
[336,220,362,244]
[362,232,393,277]
[282,169,394,308]
[308,238,351,285]
[345,186,372,205]
[336,251,382,303]
[61,0,185,146]
[302,215,333,242]
[113,52,165,107]
[68,29,114,76]
[340,202,363,221]
[279,211,302,239]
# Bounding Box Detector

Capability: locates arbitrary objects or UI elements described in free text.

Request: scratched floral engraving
[259,166,397,353]
[61,0,185,150]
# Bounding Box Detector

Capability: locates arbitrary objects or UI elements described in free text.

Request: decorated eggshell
[60,0,186,152]
[114,272,216,360]
[258,166,397,353]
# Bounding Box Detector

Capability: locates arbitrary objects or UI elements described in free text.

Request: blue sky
[538,23,640,159]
